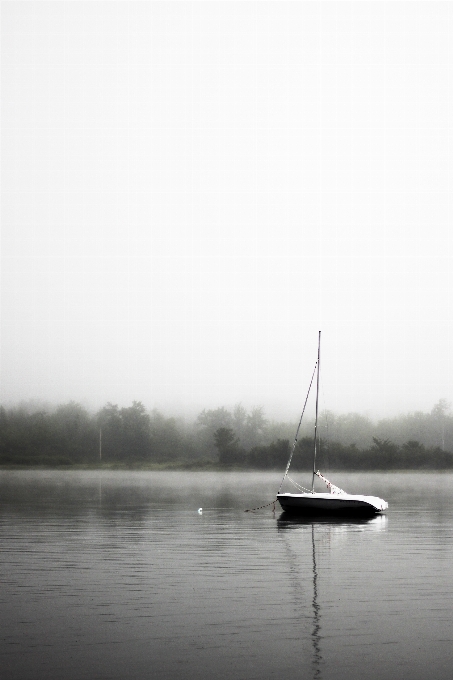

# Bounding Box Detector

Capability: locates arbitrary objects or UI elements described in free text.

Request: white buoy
[198,508,203,514]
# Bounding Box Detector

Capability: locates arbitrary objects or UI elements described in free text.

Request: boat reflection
[277,511,388,531]
[276,513,387,680]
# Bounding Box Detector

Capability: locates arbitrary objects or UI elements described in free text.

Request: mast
[311,331,321,492]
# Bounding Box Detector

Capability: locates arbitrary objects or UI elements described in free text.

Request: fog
[1,2,452,421]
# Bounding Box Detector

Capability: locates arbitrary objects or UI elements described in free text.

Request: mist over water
[1,470,453,680]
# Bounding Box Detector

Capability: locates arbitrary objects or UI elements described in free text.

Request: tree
[247,439,289,469]
[213,427,244,466]
[401,440,426,468]
[370,437,398,468]
[51,402,96,462]
[242,406,267,449]
[149,409,185,461]
[197,407,233,432]
[96,401,152,461]
[431,399,451,451]
[195,407,234,458]
[97,403,122,460]
[232,403,247,441]
[119,401,152,460]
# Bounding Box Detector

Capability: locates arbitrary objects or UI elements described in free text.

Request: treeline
[0,399,452,469]
[212,428,453,470]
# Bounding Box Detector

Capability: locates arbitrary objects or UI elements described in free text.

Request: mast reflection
[311,523,322,679]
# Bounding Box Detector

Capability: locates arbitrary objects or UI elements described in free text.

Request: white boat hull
[277,492,388,515]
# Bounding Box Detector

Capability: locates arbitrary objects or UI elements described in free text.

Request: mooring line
[244,500,276,513]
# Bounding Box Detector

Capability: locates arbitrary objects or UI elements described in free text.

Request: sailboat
[276,332,388,516]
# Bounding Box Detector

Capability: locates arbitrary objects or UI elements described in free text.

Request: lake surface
[1,470,453,680]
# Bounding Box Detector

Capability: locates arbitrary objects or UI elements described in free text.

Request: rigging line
[277,360,318,494]
[286,475,311,493]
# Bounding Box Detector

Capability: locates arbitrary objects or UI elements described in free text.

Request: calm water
[1,470,453,680]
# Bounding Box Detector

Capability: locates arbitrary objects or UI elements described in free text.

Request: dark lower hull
[278,504,379,517]
[276,493,387,516]
[277,511,380,525]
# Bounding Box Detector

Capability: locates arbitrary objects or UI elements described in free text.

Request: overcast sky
[1,1,452,420]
